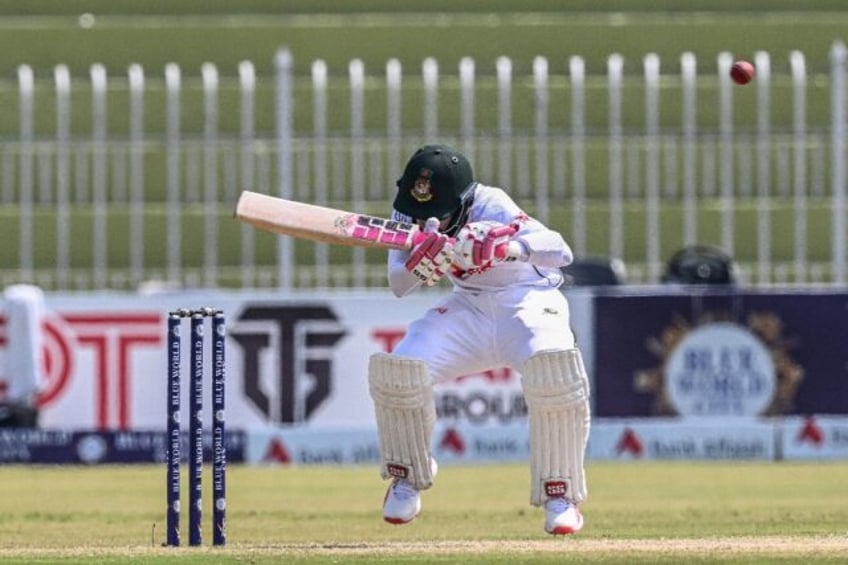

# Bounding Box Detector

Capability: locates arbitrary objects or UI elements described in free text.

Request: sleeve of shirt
[484,189,574,269]
[514,224,574,269]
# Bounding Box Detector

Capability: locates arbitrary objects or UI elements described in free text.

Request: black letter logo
[231,305,346,424]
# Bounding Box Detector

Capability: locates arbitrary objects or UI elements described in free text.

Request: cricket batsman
[368,144,590,535]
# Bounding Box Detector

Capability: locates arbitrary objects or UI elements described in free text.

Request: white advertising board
[0,290,593,432]
[781,416,848,460]
[587,418,776,460]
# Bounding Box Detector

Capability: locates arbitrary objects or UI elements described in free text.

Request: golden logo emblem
[634,310,803,417]
[410,168,434,203]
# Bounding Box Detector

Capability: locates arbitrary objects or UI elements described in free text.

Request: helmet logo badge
[410,168,434,203]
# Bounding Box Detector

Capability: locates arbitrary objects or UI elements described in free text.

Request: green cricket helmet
[393,144,476,236]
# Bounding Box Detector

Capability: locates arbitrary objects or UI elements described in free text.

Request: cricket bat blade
[234,190,422,250]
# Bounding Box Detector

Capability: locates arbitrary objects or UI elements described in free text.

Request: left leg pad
[522,349,591,506]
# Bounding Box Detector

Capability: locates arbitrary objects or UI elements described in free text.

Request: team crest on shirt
[410,168,434,203]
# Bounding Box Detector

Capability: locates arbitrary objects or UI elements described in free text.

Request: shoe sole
[545,513,584,535]
[384,515,417,525]
[546,524,581,535]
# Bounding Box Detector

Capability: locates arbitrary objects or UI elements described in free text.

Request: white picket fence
[0,42,846,290]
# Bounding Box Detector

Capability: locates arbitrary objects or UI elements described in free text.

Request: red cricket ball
[730,60,755,85]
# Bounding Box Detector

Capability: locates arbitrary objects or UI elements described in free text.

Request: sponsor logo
[435,391,527,425]
[386,463,409,479]
[544,480,568,497]
[794,417,848,449]
[298,448,344,464]
[0,312,162,429]
[263,438,291,463]
[797,417,825,446]
[702,438,767,459]
[436,428,525,459]
[439,428,466,454]
[231,305,347,424]
[635,314,802,417]
[649,439,698,458]
[616,428,644,457]
[832,428,848,447]
[339,214,416,248]
[76,434,108,463]
[473,437,522,458]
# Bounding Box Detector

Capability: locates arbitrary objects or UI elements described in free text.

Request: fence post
[789,51,807,284]
[386,58,403,185]
[644,53,661,282]
[459,57,475,158]
[533,56,549,225]
[202,63,219,288]
[311,59,329,287]
[718,52,735,260]
[423,57,439,141]
[91,64,108,290]
[165,63,182,286]
[569,56,586,259]
[54,65,71,290]
[755,51,772,285]
[681,52,697,247]
[238,61,256,288]
[275,49,293,290]
[17,65,34,281]
[497,56,512,189]
[831,41,846,284]
[349,58,366,288]
[128,64,145,287]
[607,54,624,265]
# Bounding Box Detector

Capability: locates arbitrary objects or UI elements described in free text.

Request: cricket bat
[234,190,425,250]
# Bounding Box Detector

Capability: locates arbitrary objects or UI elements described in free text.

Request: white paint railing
[832,42,847,285]
[1,43,846,291]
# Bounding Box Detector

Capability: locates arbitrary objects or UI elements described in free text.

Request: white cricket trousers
[393,286,575,384]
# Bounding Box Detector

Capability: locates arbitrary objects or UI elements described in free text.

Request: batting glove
[452,221,518,271]
[405,218,452,286]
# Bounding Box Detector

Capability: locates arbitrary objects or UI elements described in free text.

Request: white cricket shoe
[382,458,438,525]
[382,478,421,524]
[544,497,584,535]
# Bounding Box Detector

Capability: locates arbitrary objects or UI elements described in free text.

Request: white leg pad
[522,349,591,506]
[368,353,436,490]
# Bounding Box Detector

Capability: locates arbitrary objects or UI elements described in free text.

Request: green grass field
[0,462,846,563]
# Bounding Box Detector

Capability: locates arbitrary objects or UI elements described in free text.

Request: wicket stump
[166,307,227,547]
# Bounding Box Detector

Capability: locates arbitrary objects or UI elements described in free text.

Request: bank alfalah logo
[634,310,803,417]
[229,304,347,424]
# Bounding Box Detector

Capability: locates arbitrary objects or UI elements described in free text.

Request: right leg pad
[368,353,436,490]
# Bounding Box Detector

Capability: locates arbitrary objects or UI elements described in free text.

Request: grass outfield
[0,462,846,563]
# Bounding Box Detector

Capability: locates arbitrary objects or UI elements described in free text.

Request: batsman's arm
[513,228,573,268]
